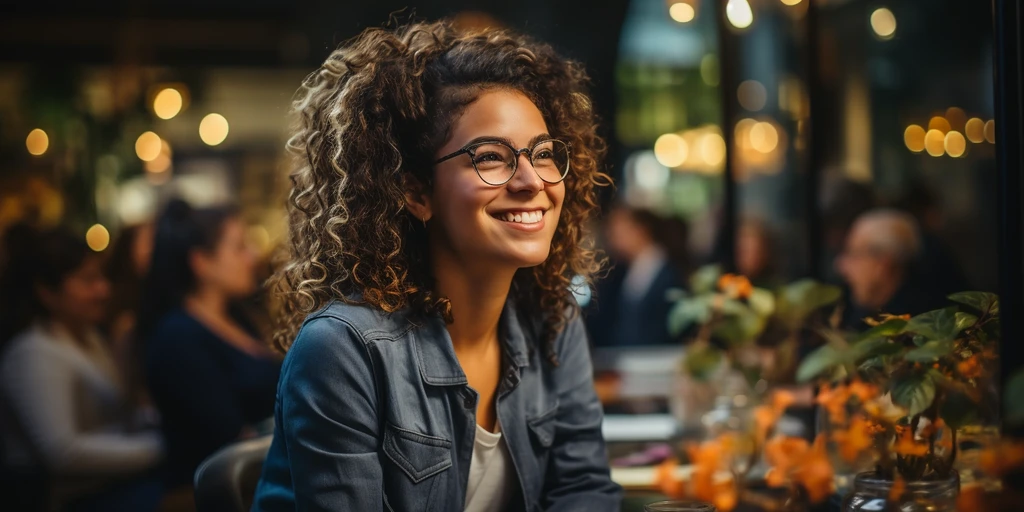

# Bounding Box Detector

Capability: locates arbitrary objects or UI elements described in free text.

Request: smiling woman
[251,18,621,512]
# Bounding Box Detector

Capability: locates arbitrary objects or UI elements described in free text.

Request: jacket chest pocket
[382,422,452,512]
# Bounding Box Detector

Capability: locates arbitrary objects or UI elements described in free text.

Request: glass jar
[841,472,960,512]
[644,500,716,512]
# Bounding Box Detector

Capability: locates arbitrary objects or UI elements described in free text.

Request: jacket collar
[415,297,532,386]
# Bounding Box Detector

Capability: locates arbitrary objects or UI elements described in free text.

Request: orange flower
[755,390,797,442]
[957,356,983,379]
[832,415,874,463]
[764,436,810,488]
[717,273,753,300]
[848,379,879,403]
[893,426,929,457]
[980,441,1024,476]
[816,383,851,424]
[655,458,686,499]
[889,475,906,502]
[956,485,985,511]
[791,435,835,504]
[712,480,739,512]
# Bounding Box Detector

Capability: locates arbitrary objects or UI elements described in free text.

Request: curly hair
[270,19,611,363]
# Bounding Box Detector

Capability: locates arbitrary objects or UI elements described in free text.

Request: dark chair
[193,435,272,512]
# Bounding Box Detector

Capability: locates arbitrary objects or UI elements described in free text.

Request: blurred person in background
[821,176,877,285]
[136,199,280,494]
[102,222,156,409]
[736,216,781,289]
[586,205,683,347]
[835,209,944,330]
[0,224,164,512]
[890,177,970,297]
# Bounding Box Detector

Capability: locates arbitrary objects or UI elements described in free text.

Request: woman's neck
[432,252,515,353]
[184,286,229,321]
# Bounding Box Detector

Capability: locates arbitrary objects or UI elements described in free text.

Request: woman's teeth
[499,211,543,224]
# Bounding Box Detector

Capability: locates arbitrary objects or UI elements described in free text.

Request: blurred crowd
[0,199,281,512]
[0,173,974,511]
[586,175,971,348]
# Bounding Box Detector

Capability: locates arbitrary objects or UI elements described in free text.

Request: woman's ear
[402,174,433,223]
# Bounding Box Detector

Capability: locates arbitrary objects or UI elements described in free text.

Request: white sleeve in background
[0,337,164,475]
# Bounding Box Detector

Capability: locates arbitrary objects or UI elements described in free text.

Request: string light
[944,131,966,158]
[928,116,951,134]
[904,125,925,153]
[984,120,996,144]
[965,118,985,143]
[924,129,945,157]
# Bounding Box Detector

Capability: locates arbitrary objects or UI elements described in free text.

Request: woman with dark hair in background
[102,222,156,409]
[0,224,164,512]
[138,200,280,493]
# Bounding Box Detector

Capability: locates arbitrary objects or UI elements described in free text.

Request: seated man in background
[836,209,945,330]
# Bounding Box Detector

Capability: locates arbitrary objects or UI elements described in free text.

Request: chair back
[193,435,272,512]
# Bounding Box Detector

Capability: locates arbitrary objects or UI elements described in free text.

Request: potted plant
[666,264,841,431]
[795,291,1001,511]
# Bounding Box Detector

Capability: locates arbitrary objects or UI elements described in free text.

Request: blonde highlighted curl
[270,19,611,364]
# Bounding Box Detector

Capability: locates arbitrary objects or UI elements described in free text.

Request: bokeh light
[750,122,779,153]
[944,131,966,158]
[870,8,896,40]
[135,132,162,161]
[26,128,49,156]
[965,118,985,143]
[726,0,754,29]
[984,120,996,144]
[669,2,695,23]
[654,133,689,168]
[700,133,726,166]
[86,224,110,252]
[199,113,230,146]
[738,80,767,112]
[928,116,951,134]
[153,88,183,120]
[780,0,802,5]
[904,125,926,153]
[924,129,946,157]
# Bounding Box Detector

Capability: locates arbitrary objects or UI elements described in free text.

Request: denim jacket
[251,298,621,511]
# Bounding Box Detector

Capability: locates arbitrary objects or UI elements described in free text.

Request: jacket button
[464,396,475,409]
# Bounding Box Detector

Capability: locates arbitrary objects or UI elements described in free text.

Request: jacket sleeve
[540,315,623,511]
[278,314,384,512]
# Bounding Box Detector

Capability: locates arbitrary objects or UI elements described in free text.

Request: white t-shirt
[463,422,515,512]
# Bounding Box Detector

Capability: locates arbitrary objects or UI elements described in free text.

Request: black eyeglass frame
[433,138,572,186]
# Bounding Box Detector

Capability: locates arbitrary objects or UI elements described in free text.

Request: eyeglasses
[433,138,572,186]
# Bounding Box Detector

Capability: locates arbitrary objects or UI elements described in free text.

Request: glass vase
[841,472,959,512]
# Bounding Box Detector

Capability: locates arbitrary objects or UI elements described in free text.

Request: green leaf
[684,345,724,381]
[853,318,908,342]
[904,340,955,362]
[747,288,775,316]
[797,344,841,383]
[948,291,1000,315]
[776,280,842,328]
[690,264,721,295]
[667,296,711,337]
[1005,369,1024,425]
[903,308,958,342]
[940,390,980,429]
[912,335,928,347]
[890,372,937,417]
[859,356,889,371]
[712,306,766,345]
[848,337,904,362]
[954,312,979,333]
